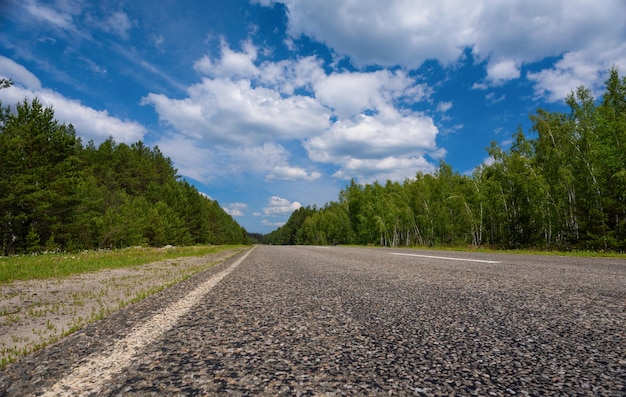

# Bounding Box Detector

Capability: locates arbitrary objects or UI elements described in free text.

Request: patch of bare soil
[0,248,245,366]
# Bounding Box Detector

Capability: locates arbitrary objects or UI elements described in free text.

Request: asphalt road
[2,245,625,396]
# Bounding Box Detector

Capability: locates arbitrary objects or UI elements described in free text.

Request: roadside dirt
[0,247,245,366]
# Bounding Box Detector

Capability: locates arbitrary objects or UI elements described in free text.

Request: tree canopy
[265,68,626,252]
[0,96,248,255]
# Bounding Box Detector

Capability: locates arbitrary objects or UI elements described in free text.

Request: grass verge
[378,244,626,258]
[0,245,248,285]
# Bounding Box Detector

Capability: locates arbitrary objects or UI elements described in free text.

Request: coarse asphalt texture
[1,245,625,396]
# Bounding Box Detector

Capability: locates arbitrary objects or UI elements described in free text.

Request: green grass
[0,245,248,285]
[377,244,626,258]
[338,243,625,258]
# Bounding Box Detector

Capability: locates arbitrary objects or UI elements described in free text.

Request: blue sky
[1,0,625,233]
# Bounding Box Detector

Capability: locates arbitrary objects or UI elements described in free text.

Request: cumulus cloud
[153,137,321,184]
[267,166,321,181]
[142,77,331,145]
[224,203,248,217]
[230,143,321,181]
[194,41,325,93]
[139,36,451,185]
[436,101,453,113]
[304,110,439,182]
[0,83,146,144]
[263,196,302,215]
[153,134,218,182]
[263,56,327,95]
[314,69,429,118]
[143,39,445,184]
[261,0,476,67]
[265,0,625,64]
[194,39,260,78]
[259,0,626,92]
[485,59,520,85]
[306,112,437,159]
[333,156,436,183]
[528,44,626,102]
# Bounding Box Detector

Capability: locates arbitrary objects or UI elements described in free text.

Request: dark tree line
[265,68,626,251]
[0,90,248,255]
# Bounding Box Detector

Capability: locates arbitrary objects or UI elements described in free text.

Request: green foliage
[0,78,12,90]
[263,206,317,245]
[266,68,626,252]
[0,98,248,255]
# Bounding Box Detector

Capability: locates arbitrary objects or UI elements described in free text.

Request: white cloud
[0,84,146,144]
[79,56,107,75]
[25,1,74,30]
[153,34,164,48]
[260,0,626,91]
[486,59,520,85]
[263,196,302,215]
[229,143,292,175]
[305,111,438,180]
[528,44,626,102]
[194,41,326,95]
[333,156,436,183]
[261,219,286,227]
[262,0,476,68]
[265,0,625,65]
[269,56,327,95]
[142,77,331,145]
[224,203,248,217]
[199,192,213,201]
[101,43,187,92]
[0,56,41,89]
[436,101,452,113]
[464,155,496,176]
[224,208,243,217]
[153,138,320,184]
[153,135,217,182]
[307,112,437,159]
[305,65,441,183]
[314,69,429,118]
[101,11,133,39]
[471,82,488,91]
[230,143,321,181]
[194,39,260,78]
[267,166,321,181]
[145,41,445,184]
[486,92,505,105]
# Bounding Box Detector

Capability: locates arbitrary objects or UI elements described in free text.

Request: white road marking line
[390,252,500,264]
[42,247,255,397]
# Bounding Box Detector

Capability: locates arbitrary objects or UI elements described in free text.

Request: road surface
[1,245,624,396]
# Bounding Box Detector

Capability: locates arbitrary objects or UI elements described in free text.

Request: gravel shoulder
[0,246,249,368]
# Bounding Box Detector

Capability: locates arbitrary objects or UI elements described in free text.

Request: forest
[0,82,248,255]
[264,68,626,252]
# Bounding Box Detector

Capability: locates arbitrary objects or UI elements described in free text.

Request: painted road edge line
[390,252,500,264]
[42,247,255,397]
